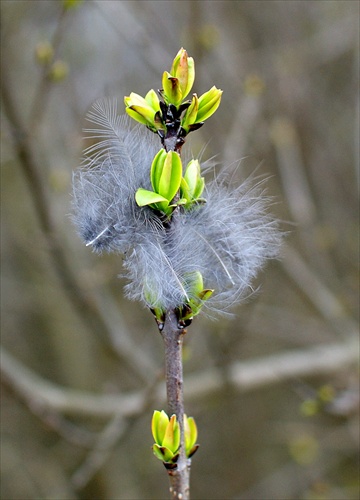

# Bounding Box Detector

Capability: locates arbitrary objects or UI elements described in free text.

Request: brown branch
[155,113,192,499]
[161,309,190,500]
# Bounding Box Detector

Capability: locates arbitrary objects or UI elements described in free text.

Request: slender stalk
[158,120,190,498]
[160,308,190,500]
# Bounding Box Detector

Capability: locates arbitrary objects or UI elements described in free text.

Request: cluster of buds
[130,48,219,327]
[300,384,336,417]
[73,46,282,475]
[135,149,183,216]
[145,270,214,331]
[176,271,214,327]
[124,48,222,143]
[151,410,199,468]
[135,150,206,217]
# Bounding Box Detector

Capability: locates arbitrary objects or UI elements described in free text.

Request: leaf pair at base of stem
[135,150,206,216]
[152,410,199,467]
[146,271,214,331]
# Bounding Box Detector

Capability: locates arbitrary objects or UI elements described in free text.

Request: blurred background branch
[1,1,358,499]
[0,7,156,383]
[1,340,358,419]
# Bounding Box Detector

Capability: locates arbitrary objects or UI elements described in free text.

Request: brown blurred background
[1,1,359,499]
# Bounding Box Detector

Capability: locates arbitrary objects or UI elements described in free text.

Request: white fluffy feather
[72,99,281,315]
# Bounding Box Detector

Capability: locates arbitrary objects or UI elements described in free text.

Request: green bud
[162,415,180,451]
[151,411,199,464]
[180,159,205,209]
[152,410,170,445]
[170,48,195,101]
[150,149,182,212]
[161,48,195,107]
[162,71,182,107]
[48,60,69,82]
[187,289,214,318]
[186,271,204,296]
[181,86,222,132]
[182,159,205,203]
[300,399,320,417]
[151,411,181,464]
[63,0,83,9]
[181,94,199,133]
[35,41,54,65]
[150,149,168,192]
[145,88,161,111]
[177,271,214,322]
[157,151,182,202]
[317,384,335,403]
[143,288,166,329]
[184,415,199,458]
[136,150,183,215]
[124,91,162,132]
[196,86,223,122]
[150,306,166,330]
[288,434,319,466]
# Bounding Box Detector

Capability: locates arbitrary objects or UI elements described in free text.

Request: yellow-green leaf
[150,149,167,192]
[135,188,168,207]
[184,415,198,456]
[152,410,170,445]
[197,86,223,122]
[158,151,182,202]
[162,415,180,452]
[152,444,175,462]
[162,71,182,106]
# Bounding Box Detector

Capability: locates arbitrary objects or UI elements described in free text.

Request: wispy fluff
[72,99,281,316]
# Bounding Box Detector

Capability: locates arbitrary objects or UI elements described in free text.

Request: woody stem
[160,309,190,500]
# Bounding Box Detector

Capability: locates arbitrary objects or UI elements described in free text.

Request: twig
[161,309,190,500]
[154,103,192,499]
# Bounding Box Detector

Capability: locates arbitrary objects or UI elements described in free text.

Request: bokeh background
[1,1,359,499]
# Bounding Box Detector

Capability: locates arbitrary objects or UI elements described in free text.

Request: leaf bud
[151,411,199,464]
[184,414,199,458]
[124,90,163,132]
[151,411,180,464]
[181,86,222,132]
[180,94,199,133]
[170,48,195,101]
[48,60,69,82]
[35,41,54,65]
[135,149,183,215]
[177,271,214,321]
[63,0,84,9]
[180,159,205,206]
[161,48,195,107]
[196,85,223,122]
[161,71,182,107]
